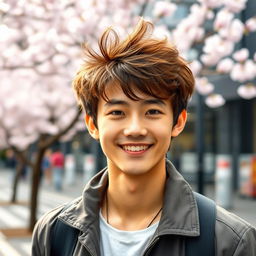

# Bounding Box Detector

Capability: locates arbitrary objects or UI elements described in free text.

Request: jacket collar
[59,160,200,255]
[157,160,199,237]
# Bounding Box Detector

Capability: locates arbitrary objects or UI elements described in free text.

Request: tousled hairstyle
[73,18,194,127]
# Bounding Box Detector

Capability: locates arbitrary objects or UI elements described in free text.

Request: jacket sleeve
[233,226,256,256]
[31,205,64,256]
[215,206,256,256]
[31,219,45,256]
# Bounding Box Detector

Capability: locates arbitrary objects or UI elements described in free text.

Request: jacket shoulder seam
[216,216,249,240]
[232,225,253,255]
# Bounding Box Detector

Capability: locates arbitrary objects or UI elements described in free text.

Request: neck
[103,161,166,230]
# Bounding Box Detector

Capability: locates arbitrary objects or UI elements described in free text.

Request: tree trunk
[29,149,45,231]
[28,109,81,231]
[10,161,24,203]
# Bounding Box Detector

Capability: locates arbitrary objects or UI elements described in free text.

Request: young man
[32,19,256,255]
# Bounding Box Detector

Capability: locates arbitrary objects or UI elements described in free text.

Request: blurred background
[0,0,256,255]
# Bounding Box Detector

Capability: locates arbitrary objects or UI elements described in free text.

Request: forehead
[100,82,168,103]
[103,82,125,98]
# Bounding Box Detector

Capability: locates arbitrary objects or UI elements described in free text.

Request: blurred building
[167,0,256,191]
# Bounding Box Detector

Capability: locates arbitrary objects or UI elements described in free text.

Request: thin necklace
[105,192,162,228]
[146,207,163,228]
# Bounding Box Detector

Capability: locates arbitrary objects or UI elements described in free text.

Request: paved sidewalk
[0,168,86,256]
[0,168,255,255]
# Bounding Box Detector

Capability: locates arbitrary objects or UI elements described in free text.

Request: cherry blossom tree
[0,0,147,231]
[139,0,256,107]
[150,0,256,107]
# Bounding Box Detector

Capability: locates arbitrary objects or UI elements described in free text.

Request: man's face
[86,83,186,176]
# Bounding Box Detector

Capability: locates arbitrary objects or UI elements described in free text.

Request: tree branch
[39,108,82,149]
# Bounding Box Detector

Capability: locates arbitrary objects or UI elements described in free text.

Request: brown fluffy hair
[73,18,194,126]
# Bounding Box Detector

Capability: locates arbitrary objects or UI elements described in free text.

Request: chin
[121,167,149,176]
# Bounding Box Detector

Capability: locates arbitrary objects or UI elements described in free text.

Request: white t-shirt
[99,211,158,256]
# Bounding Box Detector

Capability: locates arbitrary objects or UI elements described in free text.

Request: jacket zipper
[143,237,160,256]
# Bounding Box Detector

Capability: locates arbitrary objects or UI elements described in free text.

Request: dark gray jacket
[32,161,256,255]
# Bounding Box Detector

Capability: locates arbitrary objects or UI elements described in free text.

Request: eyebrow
[104,100,129,107]
[104,98,166,107]
[142,99,166,106]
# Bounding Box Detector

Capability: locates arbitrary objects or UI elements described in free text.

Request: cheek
[159,129,172,146]
[98,124,116,146]
[153,122,172,137]
[160,125,173,141]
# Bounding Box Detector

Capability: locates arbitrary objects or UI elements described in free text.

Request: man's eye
[146,109,162,115]
[109,110,124,116]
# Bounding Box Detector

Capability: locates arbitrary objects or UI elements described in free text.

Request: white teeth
[123,145,149,152]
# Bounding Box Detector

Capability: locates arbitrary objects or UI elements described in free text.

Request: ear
[85,114,99,140]
[171,110,187,137]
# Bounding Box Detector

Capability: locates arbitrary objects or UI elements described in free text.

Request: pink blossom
[58,34,75,45]
[173,35,192,53]
[203,35,234,60]
[66,17,84,34]
[0,24,14,42]
[216,58,234,73]
[38,121,59,135]
[9,135,37,150]
[232,48,249,62]
[153,25,171,40]
[58,109,78,128]
[60,129,77,142]
[24,3,45,17]
[190,4,208,26]
[2,45,20,59]
[195,77,214,95]
[172,4,207,52]
[245,17,256,32]
[152,1,177,18]
[189,27,205,42]
[237,84,256,99]
[189,60,202,76]
[205,94,225,108]
[223,19,244,42]
[113,10,131,28]
[172,27,192,52]
[231,60,256,82]
[52,54,69,65]
[10,4,23,15]
[3,116,16,129]
[174,23,204,46]
[214,10,234,31]
[0,2,10,12]
[207,10,214,20]
[74,120,87,131]
[201,54,221,66]
[36,62,55,74]
[223,0,247,13]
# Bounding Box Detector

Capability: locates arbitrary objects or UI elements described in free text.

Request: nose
[123,115,147,137]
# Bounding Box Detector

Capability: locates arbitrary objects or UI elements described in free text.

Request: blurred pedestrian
[5,149,16,170]
[42,149,52,185]
[50,148,65,191]
[32,19,256,255]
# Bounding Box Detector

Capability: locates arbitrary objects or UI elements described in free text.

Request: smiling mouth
[121,145,152,152]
